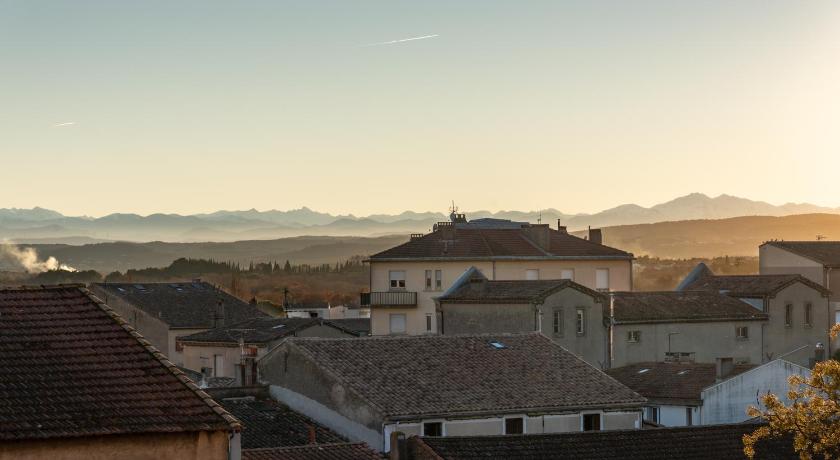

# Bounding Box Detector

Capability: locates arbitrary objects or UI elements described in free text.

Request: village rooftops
[241,443,382,460]
[93,281,266,328]
[408,423,796,460]
[177,317,366,347]
[0,285,240,441]
[368,221,632,262]
[437,268,606,304]
[684,273,831,298]
[605,362,755,406]
[762,240,840,267]
[271,333,645,419]
[611,291,769,324]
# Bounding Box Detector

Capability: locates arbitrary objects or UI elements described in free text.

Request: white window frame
[736,326,749,339]
[526,269,540,280]
[435,269,443,290]
[576,308,586,335]
[644,406,660,424]
[424,270,433,290]
[389,313,407,335]
[560,269,575,280]
[213,354,224,377]
[425,313,433,333]
[389,270,406,290]
[422,419,445,437]
[503,415,526,435]
[627,330,641,343]
[785,303,793,327]
[581,412,602,431]
[596,268,610,291]
[552,308,564,337]
[805,302,813,327]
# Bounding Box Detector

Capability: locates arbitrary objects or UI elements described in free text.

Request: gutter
[368,255,634,262]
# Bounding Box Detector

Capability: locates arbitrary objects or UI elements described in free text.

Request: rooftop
[369,224,632,261]
[218,397,345,449]
[410,423,796,459]
[326,318,371,336]
[280,333,645,419]
[93,281,267,328]
[242,443,382,460]
[684,273,830,298]
[177,317,362,346]
[764,240,840,267]
[605,362,754,405]
[611,291,769,324]
[437,269,605,304]
[0,285,239,441]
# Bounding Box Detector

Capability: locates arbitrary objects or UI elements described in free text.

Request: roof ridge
[80,287,242,432]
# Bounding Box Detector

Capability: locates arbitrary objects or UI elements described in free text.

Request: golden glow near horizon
[1,1,839,217]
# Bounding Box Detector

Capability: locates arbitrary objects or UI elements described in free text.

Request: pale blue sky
[2,1,839,216]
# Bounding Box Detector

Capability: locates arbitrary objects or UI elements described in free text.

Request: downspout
[826,267,833,357]
[608,293,615,369]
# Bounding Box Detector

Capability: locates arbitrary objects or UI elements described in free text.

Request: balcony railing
[360,291,418,307]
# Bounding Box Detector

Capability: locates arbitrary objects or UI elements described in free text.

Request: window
[785,303,793,327]
[389,271,406,290]
[627,330,641,343]
[686,407,693,426]
[552,309,564,336]
[596,269,610,291]
[213,354,224,377]
[560,269,574,280]
[423,422,442,437]
[736,326,749,339]
[644,407,659,424]
[435,270,442,290]
[526,269,539,280]
[425,314,433,333]
[805,303,813,327]
[425,270,432,290]
[582,413,601,431]
[389,314,406,334]
[576,308,586,335]
[504,417,524,435]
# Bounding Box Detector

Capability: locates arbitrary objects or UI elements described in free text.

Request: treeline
[104,256,366,282]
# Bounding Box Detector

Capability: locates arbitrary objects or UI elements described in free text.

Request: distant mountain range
[1,193,837,243]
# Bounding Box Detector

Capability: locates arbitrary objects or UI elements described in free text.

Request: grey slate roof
[437,272,605,304]
[764,241,840,267]
[410,423,796,459]
[325,318,371,336]
[605,362,754,405]
[684,274,831,297]
[282,333,645,418]
[178,317,342,346]
[370,227,632,260]
[0,285,239,441]
[612,291,769,324]
[242,443,382,460]
[93,281,266,328]
[219,398,345,449]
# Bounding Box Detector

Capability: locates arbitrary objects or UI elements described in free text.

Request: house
[177,317,365,380]
[241,444,382,460]
[403,423,797,460]
[365,211,634,335]
[0,285,241,460]
[284,302,371,320]
[678,264,832,366]
[701,359,810,425]
[90,281,267,367]
[606,360,754,426]
[435,267,610,368]
[760,240,840,339]
[611,291,769,367]
[257,333,646,453]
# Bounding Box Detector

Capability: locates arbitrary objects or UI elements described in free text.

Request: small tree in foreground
[744,324,840,459]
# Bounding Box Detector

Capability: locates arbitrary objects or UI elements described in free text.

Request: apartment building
[364,213,633,336]
[760,240,840,320]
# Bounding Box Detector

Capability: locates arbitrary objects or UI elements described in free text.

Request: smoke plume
[0,243,77,273]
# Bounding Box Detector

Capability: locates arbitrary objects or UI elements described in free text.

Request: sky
[1,1,839,217]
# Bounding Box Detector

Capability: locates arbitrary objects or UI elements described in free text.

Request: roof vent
[489,341,507,349]
[637,368,650,374]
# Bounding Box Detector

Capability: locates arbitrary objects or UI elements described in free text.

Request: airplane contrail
[53,122,76,127]
[363,34,439,47]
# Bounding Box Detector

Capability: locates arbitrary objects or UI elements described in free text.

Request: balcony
[360,291,418,308]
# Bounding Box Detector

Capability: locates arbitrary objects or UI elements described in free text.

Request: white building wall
[655,405,698,427]
[701,360,810,425]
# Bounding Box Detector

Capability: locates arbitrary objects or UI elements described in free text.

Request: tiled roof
[282,333,645,418]
[764,241,840,267]
[0,285,239,441]
[369,227,632,260]
[409,423,796,459]
[605,362,754,405]
[325,318,371,336]
[685,274,831,297]
[179,317,336,346]
[219,398,345,449]
[612,291,769,324]
[93,281,267,328]
[438,277,605,304]
[242,443,382,460]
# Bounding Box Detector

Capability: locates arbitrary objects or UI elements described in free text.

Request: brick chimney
[523,224,551,250]
[588,227,603,245]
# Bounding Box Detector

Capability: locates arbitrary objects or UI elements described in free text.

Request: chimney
[715,357,734,381]
[307,424,317,444]
[588,227,603,245]
[389,431,407,460]
[434,221,456,240]
[523,224,551,250]
[557,220,567,234]
[811,342,826,368]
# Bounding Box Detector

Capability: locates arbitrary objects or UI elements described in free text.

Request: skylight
[677,370,691,376]
[272,324,286,329]
[489,341,506,349]
[638,368,650,374]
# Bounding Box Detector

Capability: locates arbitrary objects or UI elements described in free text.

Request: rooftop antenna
[537,212,542,225]
[449,200,459,214]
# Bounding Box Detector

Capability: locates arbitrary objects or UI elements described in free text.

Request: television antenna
[449,200,459,214]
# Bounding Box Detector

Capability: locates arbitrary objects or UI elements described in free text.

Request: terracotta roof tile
[612,291,769,324]
[685,274,830,297]
[219,398,345,449]
[438,278,606,304]
[242,443,382,460]
[605,362,754,404]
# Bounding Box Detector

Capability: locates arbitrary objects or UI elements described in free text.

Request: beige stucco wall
[0,430,232,460]
[760,245,825,285]
[612,320,764,367]
[370,259,631,336]
[764,283,831,366]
